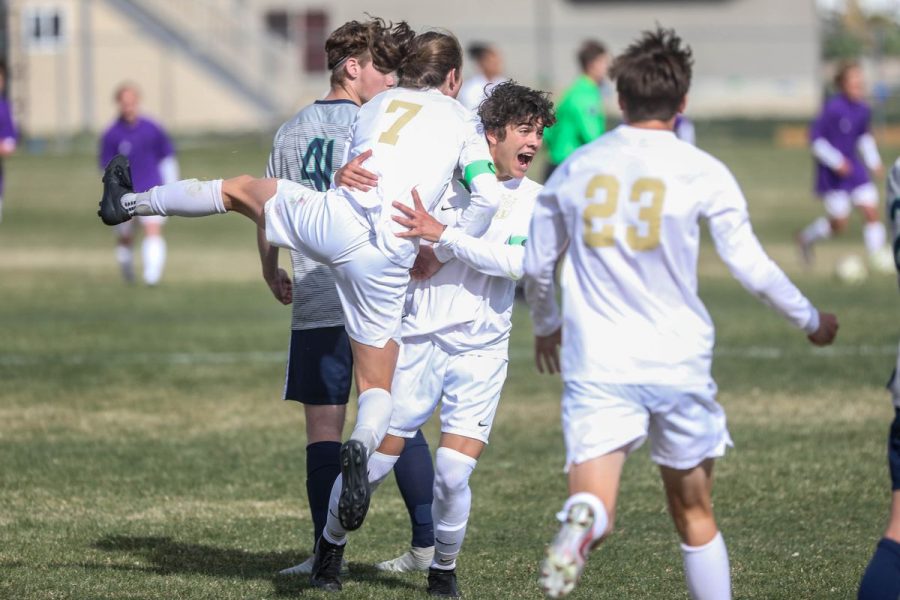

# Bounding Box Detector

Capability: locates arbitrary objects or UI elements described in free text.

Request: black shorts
[284,326,353,405]
[890,408,900,491]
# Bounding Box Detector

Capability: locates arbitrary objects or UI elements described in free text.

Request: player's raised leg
[540,450,624,599]
[661,460,731,600]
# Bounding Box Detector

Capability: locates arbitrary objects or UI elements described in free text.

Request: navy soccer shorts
[284,326,353,405]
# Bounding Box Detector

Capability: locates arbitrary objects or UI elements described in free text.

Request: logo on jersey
[301,137,335,192]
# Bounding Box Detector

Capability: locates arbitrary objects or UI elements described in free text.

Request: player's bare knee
[830,217,849,233]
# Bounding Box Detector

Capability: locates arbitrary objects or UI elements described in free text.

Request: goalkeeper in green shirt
[544,40,609,179]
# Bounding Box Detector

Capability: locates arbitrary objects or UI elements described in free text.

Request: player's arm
[524,188,568,373]
[0,104,17,157]
[454,116,503,238]
[257,143,291,305]
[705,168,837,345]
[435,226,526,280]
[810,110,851,176]
[99,132,116,171]
[859,108,884,177]
[572,93,603,145]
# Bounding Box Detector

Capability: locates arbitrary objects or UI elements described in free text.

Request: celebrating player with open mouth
[524,28,838,600]
[322,80,554,597]
[96,29,507,591]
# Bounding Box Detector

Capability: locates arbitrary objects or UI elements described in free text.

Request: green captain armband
[507,235,528,246]
[463,160,496,186]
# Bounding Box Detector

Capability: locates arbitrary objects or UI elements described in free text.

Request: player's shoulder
[278,100,358,136]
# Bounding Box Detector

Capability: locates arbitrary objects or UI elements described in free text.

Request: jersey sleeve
[0,101,17,145]
[454,114,502,237]
[572,93,604,145]
[436,226,526,280]
[703,165,819,333]
[524,187,567,336]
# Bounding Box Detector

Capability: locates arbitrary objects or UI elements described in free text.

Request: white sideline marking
[2,345,896,368]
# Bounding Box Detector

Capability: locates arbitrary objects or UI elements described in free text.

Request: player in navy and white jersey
[857,160,900,600]
[99,83,178,285]
[523,29,838,599]
[334,81,554,596]
[96,29,507,591]
[797,61,892,271]
[256,18,436,579]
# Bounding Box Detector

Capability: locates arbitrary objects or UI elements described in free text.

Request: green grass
[1,133,898,599]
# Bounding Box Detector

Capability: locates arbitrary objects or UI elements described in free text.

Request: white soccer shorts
[115,215,167,236]
[561,380,732,471]
[823,182,879,219]
[265,180,407,348]
[388,337,508,444]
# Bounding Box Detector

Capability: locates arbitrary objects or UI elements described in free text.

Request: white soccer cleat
[870,246,895,274]
[374,545,434,572]
[539,502,595,599]
[279,554,349,576]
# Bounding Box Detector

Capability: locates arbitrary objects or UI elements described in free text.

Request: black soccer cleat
[309,536,345,592]
[98,154,134,226]
[337,439,370,531]
[427,567,462,598]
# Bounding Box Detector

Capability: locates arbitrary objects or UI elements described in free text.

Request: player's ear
[344,57,361,80]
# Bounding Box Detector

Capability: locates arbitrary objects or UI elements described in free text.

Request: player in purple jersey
[797,62,892,271]
[99,83,179,285]
[0,63,19,224]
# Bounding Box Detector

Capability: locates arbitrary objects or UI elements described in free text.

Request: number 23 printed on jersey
[583,175,666,251]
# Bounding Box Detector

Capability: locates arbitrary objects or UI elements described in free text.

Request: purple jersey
[810,94,871,195]
[99,116,175,193]
[0,97,18,195]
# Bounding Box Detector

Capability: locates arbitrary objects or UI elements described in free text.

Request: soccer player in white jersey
[257,18,435,578]
[96,29,506,591]
[523,29,839,600]
[327,81,554,596]
[857,160,900,599]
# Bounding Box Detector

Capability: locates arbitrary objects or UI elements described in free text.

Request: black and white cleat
[337,439,371,531]
[98,154,134,226]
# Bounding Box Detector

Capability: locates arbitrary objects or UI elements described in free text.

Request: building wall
[10,0,822,137]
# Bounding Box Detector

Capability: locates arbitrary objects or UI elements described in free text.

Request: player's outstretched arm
[705,169,838,346]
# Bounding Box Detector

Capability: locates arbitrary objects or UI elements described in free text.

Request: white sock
[132,179,226,217]
[323,476,347,546]
[864,221,886,255]
[681,531,731,600]
[115,244,134,282]
[142,235,166,285]
[350,388,392,456]
[367,451,399,491]
[559,491,609,543]
[431,447,477,571]
[321,451,398,547]
[800,217,832,245]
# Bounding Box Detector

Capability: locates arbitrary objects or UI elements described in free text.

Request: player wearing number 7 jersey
[524,28,839,600]
[95,30,506,592]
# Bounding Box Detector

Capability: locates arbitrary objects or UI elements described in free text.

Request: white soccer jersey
[524,125,820,386]
[402,175,541,356]
[338,87,503,268]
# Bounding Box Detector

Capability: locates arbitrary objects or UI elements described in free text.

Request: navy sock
[306,441,341,547]
[394,430,435,548]
[859,537,900,600]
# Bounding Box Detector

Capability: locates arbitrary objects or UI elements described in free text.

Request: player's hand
[807,312,838,346]
[835,160,852,178]
[334,149,378,191]
[264,267,293,305]
[410,245,444,280]
[534,328,562,375]
[873,165,886,179]
[393,189,447,243]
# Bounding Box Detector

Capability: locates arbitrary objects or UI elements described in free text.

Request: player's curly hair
[326,18,414,87]
[478,81,556,141]
[398,31,462,89]
[610,27,693,123]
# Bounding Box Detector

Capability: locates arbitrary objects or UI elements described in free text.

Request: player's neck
[625,118,676,132]
[324,85,361,106]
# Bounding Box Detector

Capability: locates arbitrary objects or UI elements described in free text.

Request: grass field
[1,132,899,599]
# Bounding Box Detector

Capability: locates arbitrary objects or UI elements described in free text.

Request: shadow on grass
[92,535,419,596]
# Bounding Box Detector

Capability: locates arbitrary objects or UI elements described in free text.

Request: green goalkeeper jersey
[545,75,605,166]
